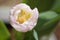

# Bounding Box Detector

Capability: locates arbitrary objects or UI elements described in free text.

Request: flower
[10,3,39,32]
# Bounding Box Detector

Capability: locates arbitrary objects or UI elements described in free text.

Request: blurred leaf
[33,30,38,40]
[34,11,60,36]
[22,0,54,12]
[40,11,58,19]
[51,0,60,13]
[0,20,10,40]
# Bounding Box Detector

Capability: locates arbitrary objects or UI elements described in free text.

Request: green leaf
[33,30,38,40]
[0,20,10,40]
[22,0,54,12]
[34,11,60,36]
[40,11,58,19]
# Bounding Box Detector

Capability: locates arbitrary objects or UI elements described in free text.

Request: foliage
[0,20,10,40]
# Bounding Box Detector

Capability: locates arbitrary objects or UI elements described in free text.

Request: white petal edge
[32,8,39,19]
[10,3,32,15]
[11,23,29,32]
[28,8,39,30]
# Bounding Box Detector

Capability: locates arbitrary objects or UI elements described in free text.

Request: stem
[5,23,16,40]
[9,28,16,40]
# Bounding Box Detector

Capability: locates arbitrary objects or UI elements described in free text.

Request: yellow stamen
[16,9,31,24]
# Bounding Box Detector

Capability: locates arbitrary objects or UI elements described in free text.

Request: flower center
[16,9,31,24]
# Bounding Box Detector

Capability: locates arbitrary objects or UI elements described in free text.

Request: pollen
[16,9,31,24]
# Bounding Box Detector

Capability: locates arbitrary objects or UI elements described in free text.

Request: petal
[10,16,16,23]
[10,3,32,15]
[27,22,36,30]
[32,8,39,20]
[28,8,39,30]
[31,8,39,24]
[11,23,29,32]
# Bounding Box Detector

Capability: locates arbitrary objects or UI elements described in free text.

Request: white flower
[10,3,39,32]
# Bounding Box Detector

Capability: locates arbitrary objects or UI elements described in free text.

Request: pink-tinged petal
[11,23,29,32]
[32,8,39,19]
[30,8,39,23]
[10,3,32,15]
[10,16,16,23]
[26,8,39,30]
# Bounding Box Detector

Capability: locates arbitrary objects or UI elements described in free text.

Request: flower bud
[10,3,39,32]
